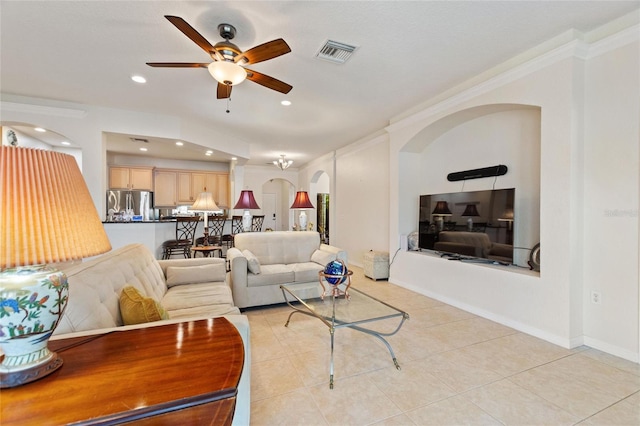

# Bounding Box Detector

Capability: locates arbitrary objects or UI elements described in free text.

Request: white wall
[316,172,330,193]
[298,137,391,266]
[583,41,640,356]
[334,134,391,266]
[387,31,639,362]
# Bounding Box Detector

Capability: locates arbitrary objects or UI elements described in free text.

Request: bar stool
[203,215,226,246]
[161,216,200,259]
[251,215,265,232]
[222,215,244,249]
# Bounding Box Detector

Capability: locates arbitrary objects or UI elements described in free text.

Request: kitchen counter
[102,221,176,259]
[101,219,232,259]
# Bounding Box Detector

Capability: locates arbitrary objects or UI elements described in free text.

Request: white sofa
[52,243,250,426]
[227,231,347,308]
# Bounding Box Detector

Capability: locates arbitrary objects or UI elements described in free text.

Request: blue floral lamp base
[0,265,68,388]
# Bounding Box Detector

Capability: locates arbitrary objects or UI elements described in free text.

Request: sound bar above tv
[447,165,508,182]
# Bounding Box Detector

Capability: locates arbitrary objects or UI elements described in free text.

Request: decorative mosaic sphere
[323,259,348,285]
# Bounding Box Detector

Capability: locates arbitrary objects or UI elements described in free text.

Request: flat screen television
[418,188,515,264]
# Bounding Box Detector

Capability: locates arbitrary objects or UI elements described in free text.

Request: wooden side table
[192,245,223,258]
[0,318,244,425]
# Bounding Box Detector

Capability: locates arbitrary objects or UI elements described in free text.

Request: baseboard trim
[391,276,640,364]
[391,277,573,349]
[582,337,639,364]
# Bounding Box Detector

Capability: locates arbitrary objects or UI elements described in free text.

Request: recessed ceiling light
[34,127,46,132]
[205,150,213,156]
[175,141,184,146]
[61,141,71,146]
[131,75,146,83]
[281,100,291,106]
[139,147,148,152]
[231,157,237,161]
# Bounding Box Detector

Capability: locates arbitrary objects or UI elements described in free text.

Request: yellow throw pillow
[119,286,169,325]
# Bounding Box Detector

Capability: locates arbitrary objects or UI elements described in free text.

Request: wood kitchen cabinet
[178,171,229,206]
[154,170,178,206]
[215,173,229,208]
[192,172,217,198]
[177,172,193,203]
[205,173,229,208]
[109,166,153,190]
[157,169,229,207]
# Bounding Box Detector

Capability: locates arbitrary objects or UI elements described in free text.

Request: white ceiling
[1,1,638,167]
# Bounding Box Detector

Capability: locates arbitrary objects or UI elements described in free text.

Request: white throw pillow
[311,249,336,266]
[166,263,227,287]
[242,249,261,274]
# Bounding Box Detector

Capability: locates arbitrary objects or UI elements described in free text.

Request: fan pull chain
[226,84,231,113]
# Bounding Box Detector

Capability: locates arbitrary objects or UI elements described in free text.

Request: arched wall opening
[261,178,294,231]
[399,103,541,268]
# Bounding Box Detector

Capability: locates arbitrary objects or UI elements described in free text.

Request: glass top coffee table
[280,277,409,389]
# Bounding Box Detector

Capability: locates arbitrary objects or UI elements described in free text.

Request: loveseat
[434,231,513,263]
[227,231,347,308]
[51,243,250,426]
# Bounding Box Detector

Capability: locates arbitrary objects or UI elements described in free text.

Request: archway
[261,178,294,231]
[399,103,541,268]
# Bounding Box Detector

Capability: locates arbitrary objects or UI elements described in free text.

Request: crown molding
[336,129,388,159]
[385,38,587,135]
[586,23,639,59]
[386,23,637,135]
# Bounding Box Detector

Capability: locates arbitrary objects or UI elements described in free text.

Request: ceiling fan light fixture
[208,61,247,85]
[149,16,292,98]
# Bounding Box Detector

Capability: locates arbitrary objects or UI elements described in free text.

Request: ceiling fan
[147,16,292,100]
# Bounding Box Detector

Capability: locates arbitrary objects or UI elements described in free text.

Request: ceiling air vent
[315,40,358,64]
[130,137,149,143]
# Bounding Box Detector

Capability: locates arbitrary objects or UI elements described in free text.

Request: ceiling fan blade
[245,68,292,94]
[236,39,291,65]
[165,15,217,57]
[146,62,209,68]
[217,83,232,99]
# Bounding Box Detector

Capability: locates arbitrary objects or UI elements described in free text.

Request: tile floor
[245,266,640,425]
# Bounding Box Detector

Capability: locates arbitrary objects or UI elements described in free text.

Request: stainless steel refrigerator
[106,190,154,221]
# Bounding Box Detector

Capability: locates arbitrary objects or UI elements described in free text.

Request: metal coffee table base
[284,309,407,388]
